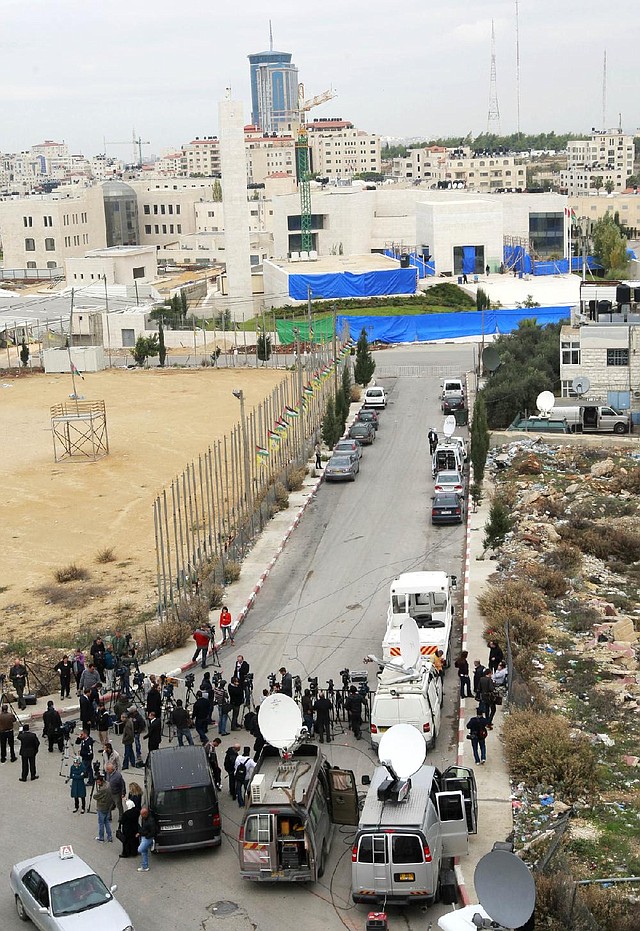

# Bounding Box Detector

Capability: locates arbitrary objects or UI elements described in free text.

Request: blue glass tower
[248,50,299,133]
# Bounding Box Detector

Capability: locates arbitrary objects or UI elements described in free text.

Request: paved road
[0,344,473,931]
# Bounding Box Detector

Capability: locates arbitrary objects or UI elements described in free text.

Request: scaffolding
[51,400,109,462]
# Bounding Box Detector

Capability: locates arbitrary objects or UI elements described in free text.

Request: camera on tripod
[132,670,145,688]
[61,720,76,740]
[184,672,195,689]
[267,672,277,690]
[308,676,318,695]
[340,668,351,687]
[245,672,254,686]
[92,760,102,778]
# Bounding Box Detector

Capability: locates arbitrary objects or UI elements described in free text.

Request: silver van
[352,763,477,907]
[239,744,358,882]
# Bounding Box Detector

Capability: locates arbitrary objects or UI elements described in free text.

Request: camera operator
[191,691,210,744]
[279,667,292,698]
[102,644,117,692]
[96,702,111,748]
[111,629,128,662]
[42,700,64,753]
[228,676,244,730]
[75,729,95,784]
[213,680,231,737]
[301,689,314,734]
[192,626,211,669]
[146,679,162,719]
[345,686,364,740]
[171,699,194,747]
[9,658,27,711]
[0,702,18,763]
[313,691,332,744]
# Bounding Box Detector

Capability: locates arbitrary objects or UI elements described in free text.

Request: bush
[54,563,90,583]
[502,708,600,798]
[223,559,241,584]
[274,482,289,511]
[483,496,513,550]
[529,565,569,599]
[478,580,547,629]
[545,542,582,574]
[146,615,193,653]
[202,580,224,609]
[349,385,361,403]
[563,600,601,634]
[95,547,116,564]
[36,583,106,608]
[560,519,640,563]
[286,466,307,491]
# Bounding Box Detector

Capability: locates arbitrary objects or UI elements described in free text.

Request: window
[23,216,32,227]
[45,238,55,251]
[357,835,387,863]
[153,205,158,214]
[245,813,271,843]
[25,238,35,251]
[561,339,580,365]
[154,225,159,234]
[47,261,57,268]
[144,205,150,215]
[145,225,152,234]
[176,205,181,214]
[168,204,173,214]
[392,834,423,864]
[133,266,145,279]
[177,224,182,233]
[26,261,37,269]
[43,215,53,227]
[162,224,167,234]
[121,328,136,347]
[561,380,578,398]
[607,348,629,366]
[161,204,166,215]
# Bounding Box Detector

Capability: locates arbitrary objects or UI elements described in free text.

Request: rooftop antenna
[269,19,273,52]
[487,20,501,134]
[602,50,607,131]
[515,0,521,135]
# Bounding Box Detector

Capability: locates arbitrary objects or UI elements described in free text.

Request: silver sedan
[324,454,359,482]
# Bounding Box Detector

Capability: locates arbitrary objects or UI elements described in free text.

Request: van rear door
[435,790,469,857]
[390,832,432,899]
[328,768,359,825]
[441,766,478,833]
[241,811,274,874]
[353,833,389,898]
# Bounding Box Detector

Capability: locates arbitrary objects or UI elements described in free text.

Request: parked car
[325,454,359,482]
[434,470,465,494]
[334,438,363,461]
[431,492,465,525]
[349,422,376,445]
[356,408,379,430]
[362,386,387,409]
[442,393,466,414]
[10,847,134,931]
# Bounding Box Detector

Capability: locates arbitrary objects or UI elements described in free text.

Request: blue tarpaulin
[337,307,571,344]
[504,246,602,277]
[288,267,417,300]
[462,247,476,275]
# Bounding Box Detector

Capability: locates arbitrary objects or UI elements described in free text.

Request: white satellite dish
[475,849,536,928]
[399,616,421,669]
[536,390,555,416]
[258,694,303,751]
[443,415,456,437]
[378,724,425,779]
[572,375,591,397]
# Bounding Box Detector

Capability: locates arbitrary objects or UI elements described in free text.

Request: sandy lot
[0,367,286,648]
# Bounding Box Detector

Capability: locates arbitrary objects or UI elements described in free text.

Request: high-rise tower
[248,30,299,133]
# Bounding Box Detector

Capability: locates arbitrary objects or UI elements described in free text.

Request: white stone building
[392,146,527,192]
[307,120,381,180]
[562,129,634,195]
[65,245,158,286]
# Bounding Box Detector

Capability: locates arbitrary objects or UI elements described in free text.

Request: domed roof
[101,180,137,198]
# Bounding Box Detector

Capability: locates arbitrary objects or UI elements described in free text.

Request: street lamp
[232,389,253,515]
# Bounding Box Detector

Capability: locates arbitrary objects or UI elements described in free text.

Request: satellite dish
[475,849,536,928]
[482,345,501,372]
[572,375,591,397]
[536,390,555,415]
[399,616,421,668]
[378,724,425,779]
[258,694,302,750]
[443,414,456,437]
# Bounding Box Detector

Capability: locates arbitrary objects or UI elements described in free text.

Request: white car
[362,386,387,409]
[10,847,134,931]
[434,470,465,495]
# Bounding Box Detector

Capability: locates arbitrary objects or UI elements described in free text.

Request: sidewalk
[455,482,513,903]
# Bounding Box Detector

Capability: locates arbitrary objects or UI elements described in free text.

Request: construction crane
[104,129,150,168]
[295,86,336,253]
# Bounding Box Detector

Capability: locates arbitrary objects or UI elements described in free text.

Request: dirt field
[0,367,286,650]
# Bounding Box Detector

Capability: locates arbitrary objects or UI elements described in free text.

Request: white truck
[382,571,457,665]
[369,661,443,750]
[553,404,631,435]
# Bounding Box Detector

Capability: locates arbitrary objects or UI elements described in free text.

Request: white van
[351,761,478,907]
[440,377,464,400]
[432,443,464,477]
[383,572,457,665]
[370,663,442,750]
[363,386,387,409]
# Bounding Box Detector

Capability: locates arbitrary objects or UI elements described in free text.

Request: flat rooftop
[268,253,401,276]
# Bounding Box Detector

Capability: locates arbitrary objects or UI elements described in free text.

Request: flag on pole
[268,430,281,445]
[256,445,269,466]
[275,418,288,435]
[284,404,299,418]
[70,361,84,380]
[303,384,314,396]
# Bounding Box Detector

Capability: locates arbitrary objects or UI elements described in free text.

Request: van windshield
[156,785,214,815]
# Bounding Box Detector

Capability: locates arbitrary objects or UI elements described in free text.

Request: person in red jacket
[219,606,233,644]
[192,628,210,669]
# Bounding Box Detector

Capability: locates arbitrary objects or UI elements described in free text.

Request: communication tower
[487,21,501,134]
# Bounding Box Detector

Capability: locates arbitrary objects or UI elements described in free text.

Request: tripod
[58,735,73,777]
[240,682,255,726]
[325,681,345,737]
[161,696,176,742]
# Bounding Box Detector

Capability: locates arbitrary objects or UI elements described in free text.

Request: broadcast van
[370,662,443,750]
[383,572,457,665]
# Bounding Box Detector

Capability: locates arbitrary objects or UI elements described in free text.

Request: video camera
[267,672,277,690]
[92,760,102,778]
[244,672,254,686]
[340,668,351,688]
[61,720,76,740]
[184,672,195,689]
[132,670,145,688]
[308,676,318,696]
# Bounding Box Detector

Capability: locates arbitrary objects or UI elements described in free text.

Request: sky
[1,0,638,158]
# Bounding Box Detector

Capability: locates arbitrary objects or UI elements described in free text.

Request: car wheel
[318,843,327,878]
[15,896,29,922]
[613,422,627,434]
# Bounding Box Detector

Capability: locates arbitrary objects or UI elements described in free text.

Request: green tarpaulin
[275,318,334,345]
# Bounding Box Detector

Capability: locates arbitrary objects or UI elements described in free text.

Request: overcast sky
[2,0,638,157]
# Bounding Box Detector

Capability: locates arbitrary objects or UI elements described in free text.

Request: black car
[356,408,379,430]
[348,421,376,445]
[442,393,466,414]
[431,492,465,525]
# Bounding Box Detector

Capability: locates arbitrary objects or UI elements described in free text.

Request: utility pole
[232,389,253,515]
[307,285,314,369]
[333,304,338,397]
[103,274,112,368]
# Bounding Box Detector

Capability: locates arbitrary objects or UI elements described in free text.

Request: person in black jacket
[144,711,161,756]
[313,692,332,744]
[191,691,210,744]
[90,637,106,681]
[17,724,40,781]
[137,806,158,871]
[473,660,487,698]
[54,655,73,699]
[79,690,94,734]
[279,667,293,697]
[454,651,473,698]
[75,730,95,784]
[9,659,27,710]
[145,682,162,718]
[119,799,139,858]
[234,655,250,684]
[42,701,64,752]
[488,641,504,673]
[171,700,194,747]
[223,744,239,799]
[345,687,363,740]
[228,677,244,730]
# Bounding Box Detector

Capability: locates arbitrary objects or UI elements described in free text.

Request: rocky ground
[481,439,640,930]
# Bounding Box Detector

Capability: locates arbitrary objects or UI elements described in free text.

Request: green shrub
[146,614,193,652]
[483,496,514,550]
[223,559,241,584]
[274,482,289,511]
[502,709,600,798]
[544,542,581,574]
[54,563,90,583]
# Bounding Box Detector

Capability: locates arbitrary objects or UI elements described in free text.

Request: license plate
[161,824,182,831]
[398,873,415,882]
[439,510,452,515]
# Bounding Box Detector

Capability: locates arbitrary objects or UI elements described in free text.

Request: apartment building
[129,179,219,246]
[562,129,634,195]
[0,185,106,269]
[182,137,221,176]
[244,126,296,183]
[392,146,527,191]
[307,120,381,179]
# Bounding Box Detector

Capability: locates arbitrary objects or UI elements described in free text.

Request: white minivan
[370,663,443,750]
[363,386,387,409]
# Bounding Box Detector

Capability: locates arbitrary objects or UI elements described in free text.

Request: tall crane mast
[104,129,150,168]
[295,86,336,253]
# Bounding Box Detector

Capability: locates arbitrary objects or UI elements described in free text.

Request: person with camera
[171,699,194,747]
[144,710,161,756]
[102,644,117,692]
[120,713,136,770]
[345,686,364,740]
[192,626,211,668]
[54,654,73,700]
[228,676,244,730]
[111,629,128,662]
[0,703,18,763]
[76,729,95,784]
[9,658,27,711]
[215,681,231,737]
[279,667,293,697]
[42,700,64,753]
[93,774,114,843]
[68,756,87,813]
[96,702,111,748]
[17,723,39,781]
[313,692,332,744]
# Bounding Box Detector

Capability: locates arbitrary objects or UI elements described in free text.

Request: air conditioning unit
[251,773,266,803]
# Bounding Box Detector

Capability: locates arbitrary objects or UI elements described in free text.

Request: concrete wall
[43,346,106,372]
[417,198,503,274]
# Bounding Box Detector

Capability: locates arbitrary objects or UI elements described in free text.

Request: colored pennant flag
[275,418,289,435]
[284,404,299,419]
[268,430,281,445]
[70,361,85,380]
[256,445,269,458]
[303,384,314,396]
